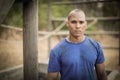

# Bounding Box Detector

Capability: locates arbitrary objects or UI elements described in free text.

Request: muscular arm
[47,72,59,80]
[95,63,107,80]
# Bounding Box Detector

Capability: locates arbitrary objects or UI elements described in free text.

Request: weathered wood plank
[51,17,120,22]
[23,0,38,80]
[0,0,15,24]
[51,0,116,5]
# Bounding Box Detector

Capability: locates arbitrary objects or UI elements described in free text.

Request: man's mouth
[75,30,81,33]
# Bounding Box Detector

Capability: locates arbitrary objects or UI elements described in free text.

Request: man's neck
[66,35,85,43]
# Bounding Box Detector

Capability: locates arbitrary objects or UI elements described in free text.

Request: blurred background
[0,0,119,80]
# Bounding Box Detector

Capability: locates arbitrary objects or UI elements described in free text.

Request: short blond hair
[67,9,86,20]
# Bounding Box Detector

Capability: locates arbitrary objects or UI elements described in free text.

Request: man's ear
[65,20,69,28]
[85,21,87,29]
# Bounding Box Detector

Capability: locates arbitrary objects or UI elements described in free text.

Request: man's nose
[76,23,81,28]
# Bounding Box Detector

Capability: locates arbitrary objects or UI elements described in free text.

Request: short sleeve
[95,43,105,64]
[48,49,60,72]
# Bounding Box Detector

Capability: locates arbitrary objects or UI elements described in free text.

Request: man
[47,9,107,80]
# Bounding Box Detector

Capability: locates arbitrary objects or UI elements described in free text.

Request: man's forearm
[97,72,107,80]
[47,77,58,80]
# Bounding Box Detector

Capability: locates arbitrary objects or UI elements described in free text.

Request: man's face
[66,12,87,37]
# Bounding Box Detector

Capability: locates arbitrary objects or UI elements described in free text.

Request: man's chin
[74,34,83,37]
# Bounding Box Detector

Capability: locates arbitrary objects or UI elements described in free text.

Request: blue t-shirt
[48,36,105,80]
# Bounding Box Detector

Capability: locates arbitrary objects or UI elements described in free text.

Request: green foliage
[52,5,73,17]
[103,2,120,17]
[86,26,97,31]
[3,3,22,28]
[3,0,119,31]
[38,4,48,30]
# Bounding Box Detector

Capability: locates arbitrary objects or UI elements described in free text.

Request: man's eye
[71,21,77,24]
[79,21,84,24]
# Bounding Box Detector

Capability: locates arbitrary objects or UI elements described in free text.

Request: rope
[39,21,66,41]
[87,18,98,28]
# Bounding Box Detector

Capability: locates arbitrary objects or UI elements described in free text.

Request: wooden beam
[23,0,38,80]
[38,31,119,36]
[51,17,120,22]
[0,0,15,24]
[51,0,116,5]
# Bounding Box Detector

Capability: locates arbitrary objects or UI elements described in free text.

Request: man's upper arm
[47,72,59,80]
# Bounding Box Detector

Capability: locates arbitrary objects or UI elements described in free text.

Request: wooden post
[118,15,120,65]
[23,0,38,80]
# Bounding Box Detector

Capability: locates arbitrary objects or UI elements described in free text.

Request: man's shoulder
[50,38,68,56]
[86,36,98,43]
[52,38,67,50]
[85,36,99,47]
